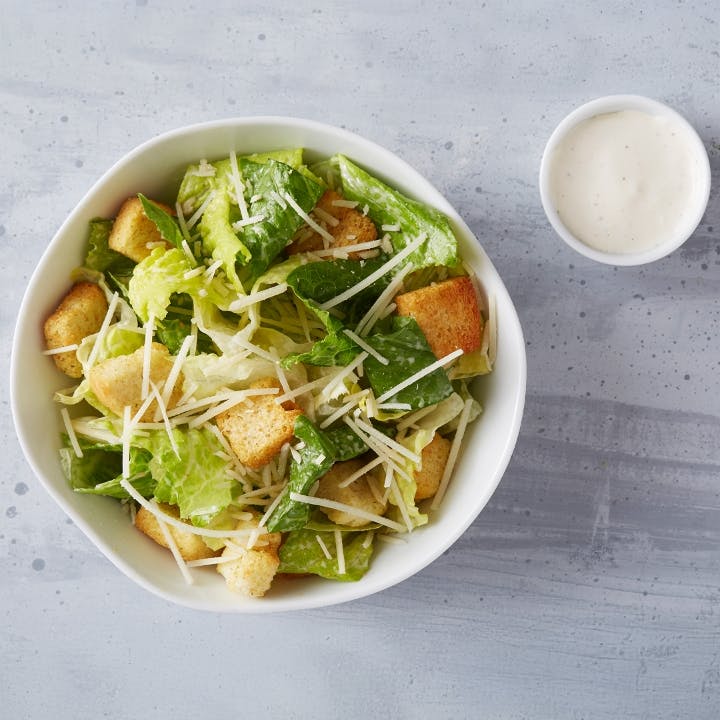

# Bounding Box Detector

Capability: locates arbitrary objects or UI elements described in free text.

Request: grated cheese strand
[85,292,120,370]
[228,150,250,221]
[158,334,193,417]
[289,492,405,532]
[342,329,389,365]
[155,510,195,585]
[121,406,132,479]
[43,343,79,356]
[60,408,83,458]
[315,534,332,560]
[334,530,346,574]
[228,283,288,312]
[353,417,421,465]
[376,348,464,404]
[337,455,385,488]
[186,190,216,230]
[140,313,155,401]
[282,191,336,245]
[431,399,474,510]
[354,263,413,337]
[319,233,426,310]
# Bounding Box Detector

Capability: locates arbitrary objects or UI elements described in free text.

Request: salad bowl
[11,117,526,612]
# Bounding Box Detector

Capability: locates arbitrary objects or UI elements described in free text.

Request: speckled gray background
[3,2,720,718]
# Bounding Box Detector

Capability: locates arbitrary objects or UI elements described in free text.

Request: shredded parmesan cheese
[342,329,389,365]
[156,511,195,585]
[288,492,405,532]
[334,530,346,574]
[43,343,79,356]
[228,283,288,312]
[315,534,332,560]
[60,408,83,458]
[431,398,474,509]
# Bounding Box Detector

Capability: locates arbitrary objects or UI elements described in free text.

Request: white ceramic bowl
[539,95,711,266]
[11,117,526,612]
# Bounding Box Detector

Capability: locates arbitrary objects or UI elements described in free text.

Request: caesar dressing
[547,109,705,254]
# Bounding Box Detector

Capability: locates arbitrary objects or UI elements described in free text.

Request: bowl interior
[539,95,711,266]
[11,117,526,612]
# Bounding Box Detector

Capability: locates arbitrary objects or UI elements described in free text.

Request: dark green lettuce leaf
[364,316,454,410]
[83,219,136,294]
[237,159,324,284]
[265,416,336,532]
[138,194,185,250]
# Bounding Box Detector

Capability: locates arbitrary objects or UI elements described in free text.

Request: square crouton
[217,545,281,598]
[108,196,172,263]
[215,378,302,469]
[88,342,183,421]
[414,433,452,501]
[135,504,219,561]
[316,458,386,527]
[395,276,483,359]
[287,189,377,259]
[43,282,108,378]
[216,516,282,597]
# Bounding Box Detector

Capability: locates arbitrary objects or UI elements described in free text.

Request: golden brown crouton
[134,504,219,561]
[395,276,483,359]
[287,189,377,259]
[217,545,281,598]
[215,378,302,469]
[88,342,183,421]
[414,433,452,501]
[43,282,108,378]
[315,458,386,527]
[108,196,172,263]
[216,519,282,598]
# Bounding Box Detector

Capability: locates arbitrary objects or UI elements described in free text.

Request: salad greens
[47,148,494,599]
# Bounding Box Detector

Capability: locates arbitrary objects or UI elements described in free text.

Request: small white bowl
[539,95,711,266]
[11,117,526,612]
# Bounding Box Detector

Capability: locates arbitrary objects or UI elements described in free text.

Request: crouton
[414,433,452,501]
[134,504,219,561]
[315,458,386,527]
[215,378,302,469]
[395,276,483,359]
[88,342,183,421]
[216,519,282,598]
[108,196,172,263]
[287,189,377,259]
[43,282,108,378]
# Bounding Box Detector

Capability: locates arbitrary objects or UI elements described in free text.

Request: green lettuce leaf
[84,218,134,273]
[138,194,185,249]
[282,255,392,367]
[265,416,336,532]
[236,159,324,284]
[363,316,454,410]
[135,427,236,526]
[278,528,375,581]
[61,444,155,499]
[335,155,458,269]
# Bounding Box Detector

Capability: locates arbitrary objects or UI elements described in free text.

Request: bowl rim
[538,94,711,266]
[11,115,527,612]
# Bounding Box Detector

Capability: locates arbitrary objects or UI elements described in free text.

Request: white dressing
[547,110,705,254]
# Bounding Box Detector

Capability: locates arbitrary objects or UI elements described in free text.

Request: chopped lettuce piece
[135,427,236,526]
[334,155,458,269]
[138,194,185,249]
[363,316,454,410]
[128,247,227,322]
[278,528,375,581]
[265,416,336,532]
[282,255,392,367]
[236,159,324,284]
[84,218,132,273]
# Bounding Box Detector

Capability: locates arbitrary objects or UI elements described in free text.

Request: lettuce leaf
[236,159,324,284]
[278,528,375,581]
[363,316,454,410]
[265,416,336,532]
[138,194,185,250]
[135,427,236,526]
[335,155,458,269]
[282,255,392,367]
